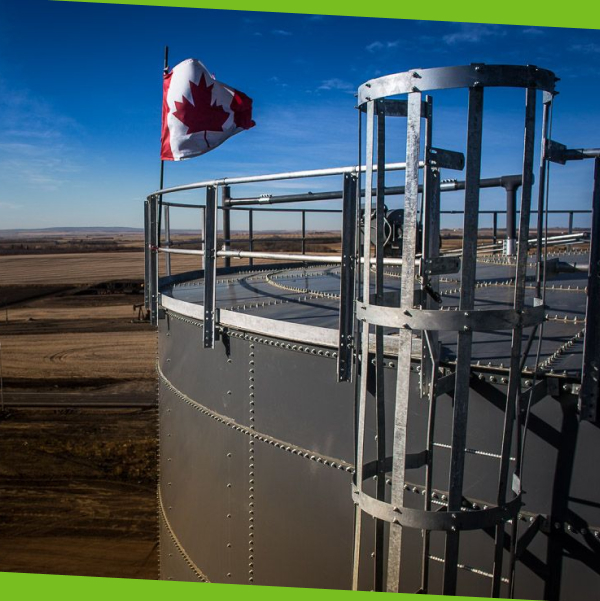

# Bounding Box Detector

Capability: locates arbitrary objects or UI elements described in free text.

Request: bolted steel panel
[159,380,249,584]
[159,314,251,426]
[252,341,355,464]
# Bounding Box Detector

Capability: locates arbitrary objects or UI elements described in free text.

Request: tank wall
[158,308,600,598]
[158,312,373,589]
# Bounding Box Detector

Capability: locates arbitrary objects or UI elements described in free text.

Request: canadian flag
[161,58,255,161]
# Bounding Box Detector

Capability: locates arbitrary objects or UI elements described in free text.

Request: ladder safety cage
[350,64,557,597]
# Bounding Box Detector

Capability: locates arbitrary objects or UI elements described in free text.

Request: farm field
[0,234,159,579]
[0,408,158,578]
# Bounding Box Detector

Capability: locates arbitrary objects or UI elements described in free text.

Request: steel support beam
[337,173,358,383]
[442,85,484,596]
[579,157,600,423]
[387,91,422,593]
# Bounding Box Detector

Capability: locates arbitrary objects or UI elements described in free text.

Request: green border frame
[2,1,598,599]
[0,572,519,600]
[52,0,600,30]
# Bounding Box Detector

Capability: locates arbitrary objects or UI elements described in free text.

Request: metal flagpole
[157,46,169,249]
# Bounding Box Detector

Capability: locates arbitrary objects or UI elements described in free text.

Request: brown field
[0,252,147,285]
[0,408,158,579]
[0,244,338,287]
[0,235,159,579]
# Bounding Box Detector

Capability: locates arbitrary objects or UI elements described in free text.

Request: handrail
[149,161,421,198]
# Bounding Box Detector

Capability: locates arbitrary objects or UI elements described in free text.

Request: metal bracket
[356,303,545,332]
[521,379,549,409]
[516,515,544,560]
[427,147,466,171]
[357,98,428,118]
[546,139,600,164]
[436,372,456,396]
[352,485,521,531]
[423,256,461,276]
[546,140,569,165]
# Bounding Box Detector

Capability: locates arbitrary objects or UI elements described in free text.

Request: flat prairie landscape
[0,232,160,579]
[0,252,148,285]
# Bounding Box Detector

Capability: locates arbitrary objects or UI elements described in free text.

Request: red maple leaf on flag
[230,90,255,130]
[172,73,229,136]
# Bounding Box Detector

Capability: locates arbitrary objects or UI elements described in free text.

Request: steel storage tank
[149,64,600,599]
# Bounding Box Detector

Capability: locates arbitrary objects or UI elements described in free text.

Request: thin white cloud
[571,43,600,54]
[318,78,355,92]
[0,201,22,210]
[272,29,292,36]
[366,40,399,53]
[269,76,289,89]
[522,27,545,36]
[442,24,506,45]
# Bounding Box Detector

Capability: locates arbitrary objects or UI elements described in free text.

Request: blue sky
[0,2,599,231]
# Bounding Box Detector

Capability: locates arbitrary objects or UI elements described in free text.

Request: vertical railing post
[301,210,307,256]
[164,204,172,278]
[201,207,205,254]
[144,199,150,311]
[493,211,498,245]
[222,185,231,269]
[248,209,254,267]
[149,195,159,326]
[568,211,574,235]
[203,186,218,348]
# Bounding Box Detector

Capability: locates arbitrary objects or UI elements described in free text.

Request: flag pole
[159,45,169,192]
[157,45,169,249]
